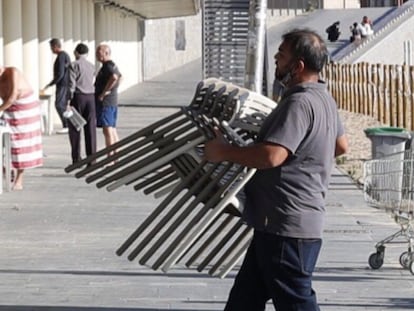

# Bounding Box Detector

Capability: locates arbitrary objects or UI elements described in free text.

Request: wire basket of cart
[363,149,414,275]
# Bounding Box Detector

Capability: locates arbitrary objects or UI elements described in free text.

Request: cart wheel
[409,261,414,275]
[369,252,383,269]
[399,252,411,269]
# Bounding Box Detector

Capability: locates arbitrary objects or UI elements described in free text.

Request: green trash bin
[364,127,411,159]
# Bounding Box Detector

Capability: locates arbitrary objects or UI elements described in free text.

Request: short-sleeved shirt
[49,51,71,87]
[243,81,344,239]
[95,60,121,107]
[68,56,95,99]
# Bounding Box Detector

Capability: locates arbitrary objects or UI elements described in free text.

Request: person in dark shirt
[326,21,341,42]
[95,44,121,155]
[350,22,362,43]
[42,38,71,134]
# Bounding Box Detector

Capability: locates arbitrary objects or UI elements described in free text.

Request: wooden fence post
[396,65,404,128]
[362,62,369,115]
[402,65,411,130]
[348,64,354,112]
[390,65,398,127]
[370,64,379,120]
[377,63,385,124]
[384,64,391,125]
[410,65,414,131]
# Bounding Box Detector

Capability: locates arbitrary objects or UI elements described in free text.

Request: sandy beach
[337,110,383,184]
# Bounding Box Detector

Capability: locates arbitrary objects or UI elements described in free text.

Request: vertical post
[3,0,23,69]
[38,0,52,91]
[51,0,64,41]
[349,64,355,112]
[63,0,73,54]
[362,62,369,115]
[396,65,404,128]
[244,0,267,93]
[402,64,410,129]
[0,0,4,65]
[87,0,95,64]
[404,40,412,66]
[377,64,385,124]
[22,0,39,92]
[371,64,379,119]
[72,0,81,46]
[390,65,397,126]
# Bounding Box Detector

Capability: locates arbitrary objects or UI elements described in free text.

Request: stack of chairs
[65,78,277,278]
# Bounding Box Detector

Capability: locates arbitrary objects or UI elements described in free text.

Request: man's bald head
[96,44,112,63]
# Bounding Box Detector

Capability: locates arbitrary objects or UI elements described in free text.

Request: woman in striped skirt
[0,66,43,190]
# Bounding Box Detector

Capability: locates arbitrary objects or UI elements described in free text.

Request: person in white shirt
[359,16,374,38]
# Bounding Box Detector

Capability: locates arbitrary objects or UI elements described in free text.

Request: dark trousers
[55,85,69,128]
[224,230,321,311]
[68,93,97,163]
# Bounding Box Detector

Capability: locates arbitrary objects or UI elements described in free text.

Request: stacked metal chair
[65,78,277,278]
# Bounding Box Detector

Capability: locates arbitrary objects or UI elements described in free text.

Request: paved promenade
[1,61,414,310]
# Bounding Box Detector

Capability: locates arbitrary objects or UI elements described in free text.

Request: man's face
[274,40,295,82]
[96,47,105,62]
[50,45,58,54]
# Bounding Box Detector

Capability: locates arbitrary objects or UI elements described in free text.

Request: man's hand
[98,91,110,102]
[40,86,49,95]
[204,128,229,163]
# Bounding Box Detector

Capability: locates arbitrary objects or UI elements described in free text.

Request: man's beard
[275,68,292,87]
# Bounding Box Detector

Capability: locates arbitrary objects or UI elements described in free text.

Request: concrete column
[0,0,3,65]
[87,0,95,63]
[72,0,81,46]
[22,0,39,92]
[51,0,64,40]
[80,0,88,41]
[3,0,23,69]
[94,2,105,46]
[106,7,113,44]
[63,0,73,53]
[38,0,52,89]
[244,0,267,93]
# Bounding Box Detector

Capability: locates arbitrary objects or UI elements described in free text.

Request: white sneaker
[56,128,68,134]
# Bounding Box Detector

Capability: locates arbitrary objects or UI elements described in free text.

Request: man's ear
[295,59,305,74]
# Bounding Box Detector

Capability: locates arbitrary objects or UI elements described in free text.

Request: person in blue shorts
[95,44,121,153]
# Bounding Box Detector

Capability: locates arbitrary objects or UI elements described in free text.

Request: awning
[94,0,201,19]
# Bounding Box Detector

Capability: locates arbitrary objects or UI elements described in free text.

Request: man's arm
[67,63,77,104]
[0,68,20,112]
[45,53,68,88]
[98,73,120,101]
[335,134,349,157]
[204,130,289,169]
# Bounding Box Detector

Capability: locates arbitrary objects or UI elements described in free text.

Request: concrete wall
[267,0,360,10]
[94,4,144,92]
[323,0,360,9]
[142,14,202,80]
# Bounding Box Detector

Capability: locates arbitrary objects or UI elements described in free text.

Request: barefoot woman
[0,66,43,190]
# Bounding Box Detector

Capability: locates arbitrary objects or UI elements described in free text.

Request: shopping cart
[363,150,414,275]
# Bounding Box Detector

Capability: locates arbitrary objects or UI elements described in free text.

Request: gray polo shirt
[243,81,344,239]
[68,55,95,99]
